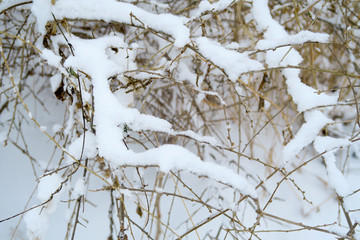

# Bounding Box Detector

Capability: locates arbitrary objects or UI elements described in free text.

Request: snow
[56,33,255,198]
[191,0,235,20]
[252,0,287,36]
[282,110,333,165]
[314,136,351,153]
[66,34,254,194]
[195,37,264,81]
[67,132,97,162]
[321,152,351,197]
[313,136,352,197]
[265,46,303,67]
[0,0,30,12]
[51,0,190,47]
[24,208,49,240]
[41,49,61,68]
[73,178,85,198]
[64,102,75,134]
[256,30,329,50]
[31,0,52,35]
[285,69,339,112]
[62,35,129,159]
[28,111,33,120]
[173,130,218,146]
[24,174,64,240]
[112,144,257,198]
[2,0,360,239]
[155,187,163,193]
[351,212,360,224]
[113,88,134,107]
[252,0,338,112]
[118,189,132,198]
[49,74,62,93]
[176,61,199,86]
[251,0,342,171]
[37,174,62,204]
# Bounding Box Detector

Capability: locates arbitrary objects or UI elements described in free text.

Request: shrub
[1,0,360,239]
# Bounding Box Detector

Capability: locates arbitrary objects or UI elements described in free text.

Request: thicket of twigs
[1,0,360,239]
